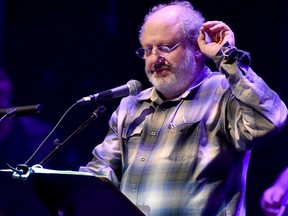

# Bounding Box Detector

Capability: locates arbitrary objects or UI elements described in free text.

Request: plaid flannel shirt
[80,46,287,215]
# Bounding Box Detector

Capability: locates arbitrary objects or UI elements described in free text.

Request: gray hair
[138,1,205,43]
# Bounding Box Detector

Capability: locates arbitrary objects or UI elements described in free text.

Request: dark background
[0,0,287,215]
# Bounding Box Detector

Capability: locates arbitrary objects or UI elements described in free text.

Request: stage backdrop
[0,1,287,215]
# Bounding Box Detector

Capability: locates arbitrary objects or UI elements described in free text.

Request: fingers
[197,20,235,58]
[200,20,235,47]
[260,186,285,216]
[197,28,206,45]
[201,21,232,32]
[214,30,224,44]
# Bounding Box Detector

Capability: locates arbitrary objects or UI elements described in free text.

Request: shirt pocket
[122,123,143,166]
[163,120,203,162]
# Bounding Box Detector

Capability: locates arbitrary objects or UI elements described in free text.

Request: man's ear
[193,43,203,59]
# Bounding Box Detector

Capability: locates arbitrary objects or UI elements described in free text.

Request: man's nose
[150,47,162,57]
[147,48,165,61]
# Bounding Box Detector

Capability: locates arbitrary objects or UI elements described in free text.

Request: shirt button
[151,131,156,136]
[132,184,137,189]
[141,157,145,161]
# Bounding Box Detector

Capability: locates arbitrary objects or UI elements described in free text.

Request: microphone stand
[38,105,107,167]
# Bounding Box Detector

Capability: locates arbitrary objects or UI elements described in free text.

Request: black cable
[24,102,77,165]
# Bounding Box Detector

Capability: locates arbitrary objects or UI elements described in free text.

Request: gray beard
[146,50,196,98]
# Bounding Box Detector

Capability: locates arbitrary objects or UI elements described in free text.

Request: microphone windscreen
[127,80,142,96]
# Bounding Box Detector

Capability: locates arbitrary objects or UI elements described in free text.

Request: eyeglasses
[135,41,182,59]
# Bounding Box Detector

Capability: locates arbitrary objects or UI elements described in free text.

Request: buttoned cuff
[213,42,251,71]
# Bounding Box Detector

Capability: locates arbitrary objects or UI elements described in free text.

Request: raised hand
[197,21,235,58]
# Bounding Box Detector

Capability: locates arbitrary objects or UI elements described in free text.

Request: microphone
[76,79,142,105]
[0,104,43,118]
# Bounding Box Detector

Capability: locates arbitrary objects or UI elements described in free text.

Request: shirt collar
[136,65,211,103]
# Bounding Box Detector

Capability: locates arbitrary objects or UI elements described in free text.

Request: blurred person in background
[0,67,58,169]
[261,167,288,216]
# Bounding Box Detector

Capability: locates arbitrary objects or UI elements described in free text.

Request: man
[80,1,287,215]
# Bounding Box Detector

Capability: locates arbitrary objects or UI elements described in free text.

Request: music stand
[0,168,145,216]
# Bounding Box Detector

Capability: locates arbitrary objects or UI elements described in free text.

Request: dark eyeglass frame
[135,41,183,59]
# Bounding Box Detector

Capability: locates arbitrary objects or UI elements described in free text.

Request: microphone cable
[0,113,8,123]
[0,150,23,174]
[25,79,142,166]
[24,102,77,166]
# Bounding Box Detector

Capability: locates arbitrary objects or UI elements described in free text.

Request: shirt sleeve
[213,42,287,150]
[79,109,122,188]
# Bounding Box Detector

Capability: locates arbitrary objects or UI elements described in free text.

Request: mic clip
[91,90,114,104]
[12,164,33,180]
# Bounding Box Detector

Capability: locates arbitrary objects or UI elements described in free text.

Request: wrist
[213,42,251,71]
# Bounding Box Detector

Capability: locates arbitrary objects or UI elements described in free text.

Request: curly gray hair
[138,1,205,43]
